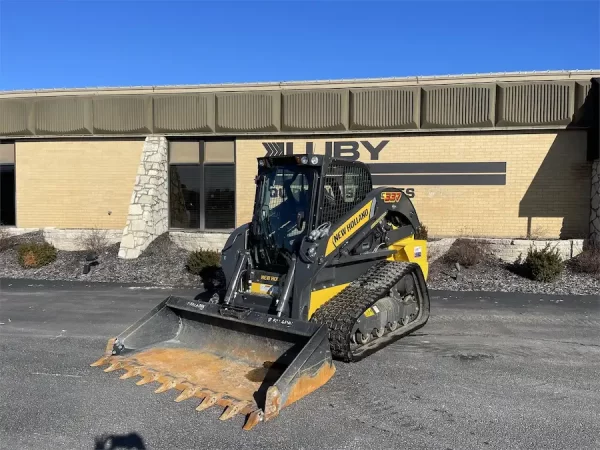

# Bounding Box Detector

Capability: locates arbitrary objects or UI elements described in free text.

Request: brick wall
[15,139,144,229]
[235,130,591,239]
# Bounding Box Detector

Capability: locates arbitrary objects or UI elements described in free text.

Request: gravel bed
[428,258,600,296]
[2,231,599,295]
[0,232,201,287]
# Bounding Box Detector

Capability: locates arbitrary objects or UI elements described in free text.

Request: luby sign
[261,139,416,198]
[260,139,508,198]
[262,140,389,161]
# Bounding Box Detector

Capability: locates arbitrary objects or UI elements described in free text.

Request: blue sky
[0,0,598,90]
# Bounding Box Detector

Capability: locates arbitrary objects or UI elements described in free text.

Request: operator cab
[250,154,372,271]
[221,154,376,317]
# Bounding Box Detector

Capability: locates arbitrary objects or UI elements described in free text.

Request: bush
[186,248,224,289]
[443,238,491,267]
[522,243,564,282]
[0,228,11,252]
[414,224,428,241]
[17,242,57,268]
[186,248,221,276]
[77,228,110,255]
[569,244,600,276]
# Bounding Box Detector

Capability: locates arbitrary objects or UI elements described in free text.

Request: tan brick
[234,131,591,239]
[16,140,144,229]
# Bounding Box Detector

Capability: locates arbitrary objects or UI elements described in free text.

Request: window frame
[167,138,236,233]
[0,141,16,227]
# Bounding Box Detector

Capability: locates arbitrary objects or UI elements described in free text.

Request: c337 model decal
[381,191,402,203]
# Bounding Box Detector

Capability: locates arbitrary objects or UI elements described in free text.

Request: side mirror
[296,211,305,231]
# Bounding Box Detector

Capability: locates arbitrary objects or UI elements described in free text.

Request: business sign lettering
[262,140,389,160]
[261,140,507,199]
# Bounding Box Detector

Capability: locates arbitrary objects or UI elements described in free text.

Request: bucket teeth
[154,378,177,394]
[90,356,110,367]
[136,370,158,386]
[90,352,274,431]
[243,410,264,431]
[219,402,246,421]
[174,386,199,403]
[119,367,141,380]
[103,361,123,373]
[196,393,221,411]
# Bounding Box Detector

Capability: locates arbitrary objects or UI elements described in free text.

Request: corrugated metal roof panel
[93,96,153,134]
[33,97,92,135]
[421,84,495,128]
[282,89,348,131]
[350,87,419,130]
[0,99,31,135]
[153,94,215,133]
[216,92,280,132]
[497,81,575,127]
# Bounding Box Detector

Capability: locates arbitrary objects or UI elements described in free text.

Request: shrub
[186,248,221,276]
[141,233,172,257]
[77,228,110,255]
[443,238,491,267]
[414,224,428,241]
[186,248,224,289]
[569,244,600,276]
[17,242,57,268]
[0,228,11,252]
[523,243,564,282]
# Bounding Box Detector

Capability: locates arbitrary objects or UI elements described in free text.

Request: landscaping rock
[0,233,201,288]
[1,231,599,295]
[428,258,600,295]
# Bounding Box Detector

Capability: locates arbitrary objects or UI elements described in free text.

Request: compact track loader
[91,154,430,430]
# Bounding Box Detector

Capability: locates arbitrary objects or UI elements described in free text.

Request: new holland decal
[325,200,374,256]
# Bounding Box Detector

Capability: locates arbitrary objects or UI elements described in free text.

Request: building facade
[0,70,598,257]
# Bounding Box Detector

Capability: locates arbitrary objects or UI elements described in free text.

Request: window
[168,140,235,230]
[321,161,372,225]
[0,143,15,226]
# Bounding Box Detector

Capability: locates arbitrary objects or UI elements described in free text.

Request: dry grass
[569,243,600,277]
[0,228,10,252]
[76,228,111,255]
[442,238,493,267]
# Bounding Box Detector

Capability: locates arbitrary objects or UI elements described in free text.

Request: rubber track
[311,260,415,362]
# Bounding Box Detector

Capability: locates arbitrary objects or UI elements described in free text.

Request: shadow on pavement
[93,433,146,449]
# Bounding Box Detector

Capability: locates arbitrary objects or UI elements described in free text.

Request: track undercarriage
[311,260,430,362]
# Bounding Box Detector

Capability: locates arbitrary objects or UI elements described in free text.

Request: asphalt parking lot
[1,279,599,450]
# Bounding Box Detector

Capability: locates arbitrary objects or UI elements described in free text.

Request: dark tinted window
[168,140,236,231]
[0,165,15,226]
[204,165,235,229]
[169,165,201,229]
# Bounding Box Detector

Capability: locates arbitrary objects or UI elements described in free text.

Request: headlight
[310,156,319,165]
[300,156,309,164]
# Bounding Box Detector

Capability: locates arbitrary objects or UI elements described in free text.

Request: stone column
[591,160,600,244]
[118,136,169,259]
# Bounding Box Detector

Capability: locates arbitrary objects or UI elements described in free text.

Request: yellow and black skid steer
[91,154,430,430]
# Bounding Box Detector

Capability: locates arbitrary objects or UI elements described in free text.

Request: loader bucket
[90,295,335,430]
